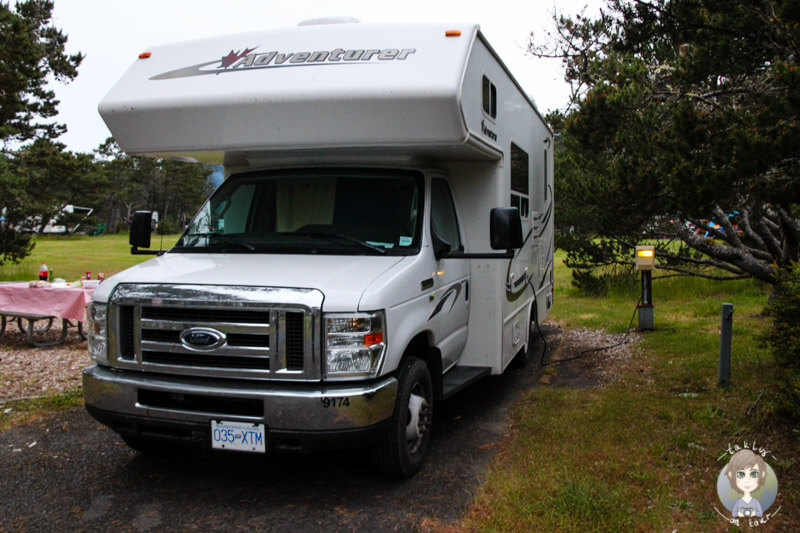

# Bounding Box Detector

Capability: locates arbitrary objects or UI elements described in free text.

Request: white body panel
[95,254,408,312]
[99,23,500,164]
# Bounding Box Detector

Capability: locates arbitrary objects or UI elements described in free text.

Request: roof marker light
[445,30,461,37]
[138,52,152,59]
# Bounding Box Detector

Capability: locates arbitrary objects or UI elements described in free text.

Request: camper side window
[543,147,550,205]
[510,143,529,218]
[430,179,462,253]
[482,76,497,119]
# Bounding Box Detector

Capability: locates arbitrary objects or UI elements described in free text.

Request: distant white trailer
[88,21,554,477]
[40,205,94,234]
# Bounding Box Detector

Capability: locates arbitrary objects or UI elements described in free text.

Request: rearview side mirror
[130,210,157,255]
[439,207,522,260]
[490,207,523,250]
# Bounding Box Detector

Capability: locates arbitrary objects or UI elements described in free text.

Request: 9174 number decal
[321,396,350,408]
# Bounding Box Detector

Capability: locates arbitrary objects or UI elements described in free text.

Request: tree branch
[655,264,749,281]
[740,208,767,251]
[776,206,800,264]
[675,222,776,283]
[659,250,745,274]
[712,205,744,248]
[689,218,728,242]
[750,207,784,259]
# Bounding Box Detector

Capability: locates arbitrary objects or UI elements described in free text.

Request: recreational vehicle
[23,205,94,234]
[84,20,554,477]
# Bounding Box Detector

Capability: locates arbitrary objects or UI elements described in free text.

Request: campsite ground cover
[1,237,797,530]
[465,253,798,531]
[0,234,173,430]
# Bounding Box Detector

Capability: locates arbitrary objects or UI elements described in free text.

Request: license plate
[211,420,266,453]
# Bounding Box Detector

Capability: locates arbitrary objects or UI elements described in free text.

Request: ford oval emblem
[180,327,225,351]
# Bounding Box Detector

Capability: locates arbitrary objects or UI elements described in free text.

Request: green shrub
[765,263,800,421]
[570,266,636,296]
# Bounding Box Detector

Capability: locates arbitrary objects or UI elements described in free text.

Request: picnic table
[0,281,97,347]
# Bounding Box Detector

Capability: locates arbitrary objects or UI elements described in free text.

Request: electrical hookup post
[718,303,734,387]
[635,246,655,330]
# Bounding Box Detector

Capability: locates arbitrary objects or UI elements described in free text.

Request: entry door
[429,178,470,369]
[509,143,533,294]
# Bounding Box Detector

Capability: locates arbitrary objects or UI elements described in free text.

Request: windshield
[174,168,423,255]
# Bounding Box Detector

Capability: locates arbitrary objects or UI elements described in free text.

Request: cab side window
[430,179,462,253]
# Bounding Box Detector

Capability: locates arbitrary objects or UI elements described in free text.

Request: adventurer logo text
[151,46,417,80]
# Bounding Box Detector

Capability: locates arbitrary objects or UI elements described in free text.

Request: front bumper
[83,364,397,451]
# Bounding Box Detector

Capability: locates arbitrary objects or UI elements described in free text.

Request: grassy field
[0,233,180,282]
[464,252,797,531]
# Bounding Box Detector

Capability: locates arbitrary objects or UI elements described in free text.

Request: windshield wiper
[293,231,387,254]
[180,233,255,251]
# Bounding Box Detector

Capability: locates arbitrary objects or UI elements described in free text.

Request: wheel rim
[405,383,431,455]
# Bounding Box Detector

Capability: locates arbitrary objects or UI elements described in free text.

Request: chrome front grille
[142,306,271,324]
[108,284,323,381]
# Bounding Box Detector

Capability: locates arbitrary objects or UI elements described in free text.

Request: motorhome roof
[98,22,531,165]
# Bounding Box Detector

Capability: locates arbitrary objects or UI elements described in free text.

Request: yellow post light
[635,245,655,330]
[635,245,655,271]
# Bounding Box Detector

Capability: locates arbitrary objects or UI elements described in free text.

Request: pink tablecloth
[0,282,95,322]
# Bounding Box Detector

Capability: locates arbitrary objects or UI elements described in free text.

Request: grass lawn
[464,252,798,531]
[0,233,180,282]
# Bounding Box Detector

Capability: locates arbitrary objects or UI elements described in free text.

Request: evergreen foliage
[0,2,211,264]
[0,0,82,143]
[0,0,81,264]
[765,263,800,421]
[532,0,800,289]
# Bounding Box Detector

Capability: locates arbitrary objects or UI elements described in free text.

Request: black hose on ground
[543,296,642,366]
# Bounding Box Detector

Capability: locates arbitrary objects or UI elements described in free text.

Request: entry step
[441,366,490,400]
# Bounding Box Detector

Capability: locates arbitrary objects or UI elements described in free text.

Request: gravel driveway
[0,323,635,531]
[1,319,90,402]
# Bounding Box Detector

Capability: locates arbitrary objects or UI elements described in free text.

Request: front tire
[371,357,433,478]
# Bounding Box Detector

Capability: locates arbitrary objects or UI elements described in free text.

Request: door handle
[506,272,528,291]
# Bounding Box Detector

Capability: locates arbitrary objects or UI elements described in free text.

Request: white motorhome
[84,20,554,477]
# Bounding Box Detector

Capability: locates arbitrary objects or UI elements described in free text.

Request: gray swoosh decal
[428,283,462,320]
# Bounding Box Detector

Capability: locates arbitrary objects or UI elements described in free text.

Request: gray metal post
[638,270,654,330]
[718,303,734,387]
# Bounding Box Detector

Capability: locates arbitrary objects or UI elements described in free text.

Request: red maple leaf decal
[219,47,257,68]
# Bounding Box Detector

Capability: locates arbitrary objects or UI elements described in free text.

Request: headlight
[87,302,109,365]
[324,311,385,379]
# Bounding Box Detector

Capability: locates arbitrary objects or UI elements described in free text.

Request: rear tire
[510,344,531,368]
[371,357,433,478]
[511,303,539,368]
